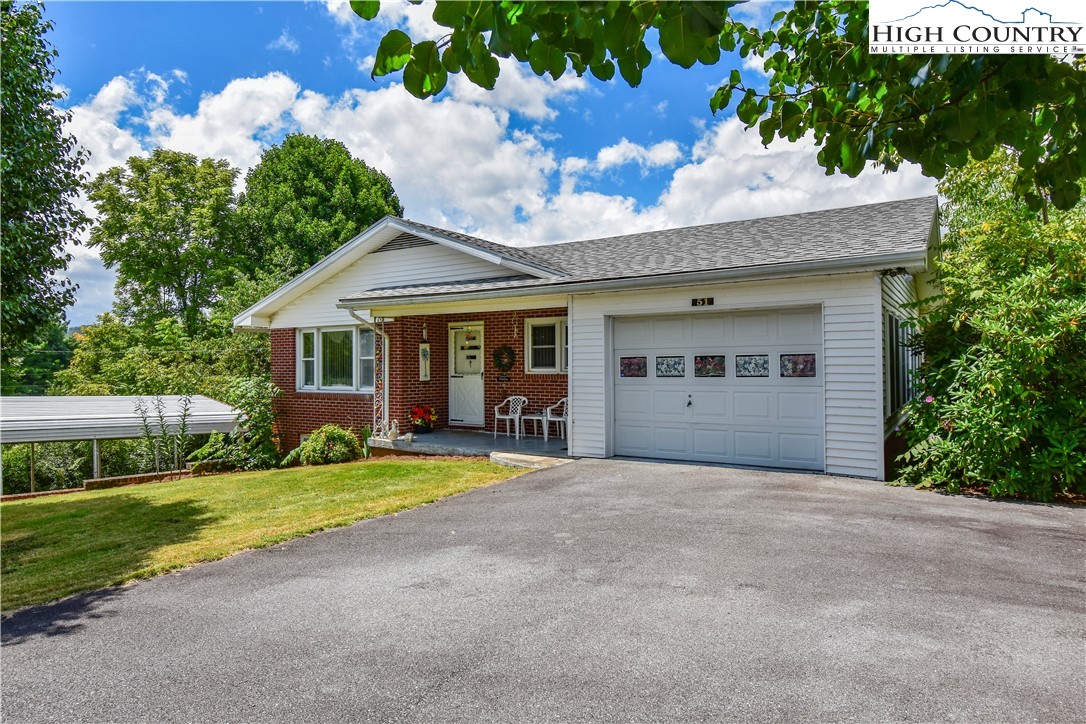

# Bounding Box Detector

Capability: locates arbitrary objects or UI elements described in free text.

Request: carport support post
[29,442,36,493]
[92,439,101,480]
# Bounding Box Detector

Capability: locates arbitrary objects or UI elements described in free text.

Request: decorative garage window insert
[694,355,726,377]
[297,327,376,392]
[735,354,770,377]
[780,353,817,377]
[619,356,647,377]
[655,356,686,378]
[525,317,567,373]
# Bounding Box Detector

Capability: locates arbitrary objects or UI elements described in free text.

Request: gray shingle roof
[392,218,564,273]
[343,196,936,304]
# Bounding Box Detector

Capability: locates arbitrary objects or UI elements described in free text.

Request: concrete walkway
[2,460,1083,722]
[369,428,569,458]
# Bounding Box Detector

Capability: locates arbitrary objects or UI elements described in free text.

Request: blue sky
[45,1,933,327]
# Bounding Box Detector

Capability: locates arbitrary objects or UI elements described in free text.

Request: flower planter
[412,423,433,434]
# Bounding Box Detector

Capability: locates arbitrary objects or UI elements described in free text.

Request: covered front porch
[368,428,569,458]
[369,305,570,453]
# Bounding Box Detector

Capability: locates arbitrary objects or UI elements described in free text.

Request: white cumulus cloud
[596,138,683,172]
[146,72,301,172]
[267,28,300,54]
[61,67,936,323]
[66,76,145,178]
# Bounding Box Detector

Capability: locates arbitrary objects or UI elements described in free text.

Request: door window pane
[321,330,353,387]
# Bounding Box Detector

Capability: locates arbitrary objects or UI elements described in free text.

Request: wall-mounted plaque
[419,343,430,381]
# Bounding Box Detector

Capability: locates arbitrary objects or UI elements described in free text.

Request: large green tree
[0,318,75,395]
[237,134,403,277]
[87,149,241,337]
[898,151,1085,501]
[353,1,1085,210]
[0,1,88,353]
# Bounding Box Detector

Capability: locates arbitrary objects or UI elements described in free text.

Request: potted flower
[410,405,437,434]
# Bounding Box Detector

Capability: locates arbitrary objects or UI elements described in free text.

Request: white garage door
[612,308,824,470]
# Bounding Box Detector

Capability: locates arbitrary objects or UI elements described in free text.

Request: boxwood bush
[282,424,366,467]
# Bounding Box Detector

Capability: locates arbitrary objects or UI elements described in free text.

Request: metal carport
[0,395,239,490]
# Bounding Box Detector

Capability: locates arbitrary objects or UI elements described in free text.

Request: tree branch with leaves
[352,0,1084,211]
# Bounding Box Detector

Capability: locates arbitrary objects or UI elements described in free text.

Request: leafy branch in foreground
[353,1,1084,211]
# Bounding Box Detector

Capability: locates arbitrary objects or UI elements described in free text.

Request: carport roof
[0,395,240,444]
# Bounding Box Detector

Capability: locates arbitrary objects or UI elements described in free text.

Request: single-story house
[234,196,937,480]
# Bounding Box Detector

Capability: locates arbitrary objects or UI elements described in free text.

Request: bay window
[297,327,376,392]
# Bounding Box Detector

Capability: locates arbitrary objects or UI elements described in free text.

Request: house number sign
[691,297,714,307]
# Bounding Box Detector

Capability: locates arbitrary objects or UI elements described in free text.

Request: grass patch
[0,458,518,611]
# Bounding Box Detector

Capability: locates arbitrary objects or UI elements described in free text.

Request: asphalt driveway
[3,459,1083,722]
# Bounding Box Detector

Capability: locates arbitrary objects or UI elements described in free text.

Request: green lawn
[0,458,518,611]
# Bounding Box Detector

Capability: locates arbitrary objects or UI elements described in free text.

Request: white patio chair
[494,396,529,439]
[544,397,568,442]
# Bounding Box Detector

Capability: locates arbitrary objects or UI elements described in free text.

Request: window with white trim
[525,317,567,373]
[358,327,375,389]
[297,327,376,392]
[300,331,316,388]
[884,313,920,419]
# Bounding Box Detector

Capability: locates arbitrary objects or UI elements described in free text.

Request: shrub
[189,378,281,472]
[282,424,367,467]
[897,152,1086,501]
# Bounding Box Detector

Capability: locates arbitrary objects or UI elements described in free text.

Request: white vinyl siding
[297,327,375,393]
[525,317,567,373]
[568,272,886,480]
[271,242,514,329]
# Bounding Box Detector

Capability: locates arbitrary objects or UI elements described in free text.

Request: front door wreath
[492,344,516,372]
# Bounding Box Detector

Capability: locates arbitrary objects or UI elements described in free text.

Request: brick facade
[269,307,569,450]
[270,328,375,451]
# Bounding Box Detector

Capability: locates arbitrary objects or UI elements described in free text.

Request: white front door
[449,324,484,427]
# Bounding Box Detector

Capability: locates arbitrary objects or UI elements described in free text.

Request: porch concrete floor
[369,428,569,458]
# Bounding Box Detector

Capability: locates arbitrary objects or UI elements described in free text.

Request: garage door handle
[687,395,693,407]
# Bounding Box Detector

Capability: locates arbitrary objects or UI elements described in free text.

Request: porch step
[489,452,573,470]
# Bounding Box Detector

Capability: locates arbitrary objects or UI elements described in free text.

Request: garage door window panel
[736,354,770,378]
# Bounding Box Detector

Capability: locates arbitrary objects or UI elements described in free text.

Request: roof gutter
[337,248,929,311]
